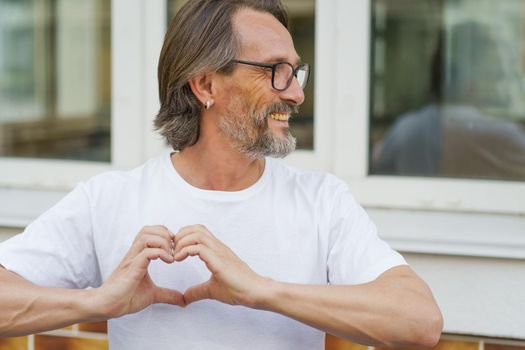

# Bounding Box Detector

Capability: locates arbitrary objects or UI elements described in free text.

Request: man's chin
[264,133,297,158]
[269,128,290,141]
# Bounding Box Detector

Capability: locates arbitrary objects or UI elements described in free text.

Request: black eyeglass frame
[230,59,310,91]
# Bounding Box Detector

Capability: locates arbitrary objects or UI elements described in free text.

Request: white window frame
[320,0,525,259]
[0,0,165,189]
[328,0,525,216]
[272,1,335,172]
[1,0,524,259]
[0,0,168,225]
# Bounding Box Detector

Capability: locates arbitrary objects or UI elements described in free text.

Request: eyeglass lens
[295,67,308,89]
[274,63,308,90]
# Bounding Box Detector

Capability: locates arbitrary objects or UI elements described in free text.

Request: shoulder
[81,152,168,200]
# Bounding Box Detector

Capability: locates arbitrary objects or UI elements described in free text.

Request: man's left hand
[173,224,268,307]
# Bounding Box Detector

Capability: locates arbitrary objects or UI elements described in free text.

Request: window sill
[369,208,525,260]
[0,187,67,228]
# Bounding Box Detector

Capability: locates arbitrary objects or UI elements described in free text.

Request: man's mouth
[269,112,290,122]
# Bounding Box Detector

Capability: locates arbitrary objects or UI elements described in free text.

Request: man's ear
[188,73,214,108]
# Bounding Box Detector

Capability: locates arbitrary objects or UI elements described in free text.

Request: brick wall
[326,334,525,350]
[0,322,108,350]
[2,324,525,350]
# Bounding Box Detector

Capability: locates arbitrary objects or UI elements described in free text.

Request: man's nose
[279,77,305,106]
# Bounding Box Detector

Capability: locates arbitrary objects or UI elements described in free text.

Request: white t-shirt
[0,152,406,350]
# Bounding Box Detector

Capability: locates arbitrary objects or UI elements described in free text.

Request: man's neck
[170,138,265,192]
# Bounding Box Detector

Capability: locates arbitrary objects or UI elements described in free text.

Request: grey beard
[243,127,297,159]
[219,103,298,159]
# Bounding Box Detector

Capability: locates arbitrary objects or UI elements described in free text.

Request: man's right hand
[0,225,183,338]
[93,225,184,318]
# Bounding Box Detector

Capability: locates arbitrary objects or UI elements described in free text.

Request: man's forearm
[255,266,443,348]
[0,268,102,338]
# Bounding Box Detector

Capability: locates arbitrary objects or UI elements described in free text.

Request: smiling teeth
[270,113,289,121]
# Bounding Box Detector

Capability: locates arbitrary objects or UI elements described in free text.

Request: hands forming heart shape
[94,225,270,319]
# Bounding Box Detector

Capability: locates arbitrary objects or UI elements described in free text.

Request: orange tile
[486,344,525,350]
[376,339,478,350]
[438,340,479,350]
[77,321,107,333]
[0,336,28,350]
[326,334,369,350]
[34,335,108,350]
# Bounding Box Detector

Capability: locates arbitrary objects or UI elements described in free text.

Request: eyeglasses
[230,59,310,91]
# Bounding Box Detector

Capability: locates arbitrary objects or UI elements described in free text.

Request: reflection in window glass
[167,0,315,149]
[0,0,111,161]
[370,0,525,181]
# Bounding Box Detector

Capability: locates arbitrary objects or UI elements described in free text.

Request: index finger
[175,224,213,242]
[125,225,175,259]
[137,225,175,241]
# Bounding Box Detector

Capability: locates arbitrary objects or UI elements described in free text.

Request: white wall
[406,253,525,339]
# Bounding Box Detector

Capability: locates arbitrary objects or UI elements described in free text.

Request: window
[2,0,521,217]
[0,0,162,191]
[167,0,315,150]
[331,0,524,214]
[370,0,525,182]
[0,0,166,225]
[0,0,111,162]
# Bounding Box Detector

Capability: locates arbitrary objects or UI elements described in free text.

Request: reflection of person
[373,22,525,180]
[0,1,442,349]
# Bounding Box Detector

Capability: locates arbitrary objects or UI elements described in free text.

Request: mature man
[0,1,443,349]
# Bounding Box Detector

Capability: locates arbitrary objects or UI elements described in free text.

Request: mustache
[252,102,299,127]
[265,102,299,116]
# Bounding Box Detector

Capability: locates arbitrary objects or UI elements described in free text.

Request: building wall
[0,0,524,348]
[406,253,525,339]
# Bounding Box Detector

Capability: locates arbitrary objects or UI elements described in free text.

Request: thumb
[154,286,185,307]
[183,280,212,306]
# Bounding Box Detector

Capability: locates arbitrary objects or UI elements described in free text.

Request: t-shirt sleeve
[326,182,407,285]
[0,183,102,289]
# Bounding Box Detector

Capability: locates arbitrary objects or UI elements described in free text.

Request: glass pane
[370,0,525,181]
[167,0,315,150]
[0,0,111,162]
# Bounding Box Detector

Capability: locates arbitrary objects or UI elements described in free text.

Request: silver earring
[205,101,211,110]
